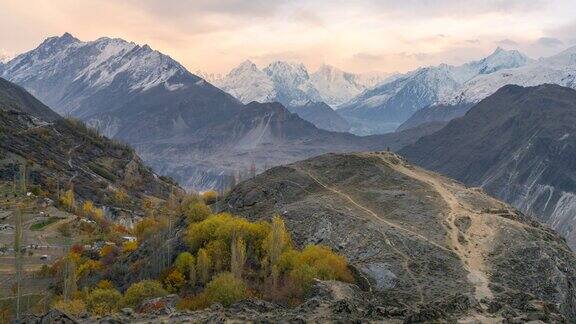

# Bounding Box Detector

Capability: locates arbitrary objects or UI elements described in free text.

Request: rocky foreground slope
[216,152,576,322]
[20,152,576,322]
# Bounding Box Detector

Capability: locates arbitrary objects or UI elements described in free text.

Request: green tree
[174,252,195,276]
[121,280,167,308]
[205,272,247,307]
[85,288,122,316]
[184,202,211,223]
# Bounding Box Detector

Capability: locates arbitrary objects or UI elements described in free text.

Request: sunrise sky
[1,0,576,74]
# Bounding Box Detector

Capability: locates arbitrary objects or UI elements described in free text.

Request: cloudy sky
[1,0,576,74]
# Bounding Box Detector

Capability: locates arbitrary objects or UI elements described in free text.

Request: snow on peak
[229,60,260,76]
[339,47,534,128]
[310,64,367,107]
[471,47,532,75]
[443,47,576,105]
[0,50,13,64]
[214,60,276,104]
[2,34,189,95]
[264,61,310,82]
[263,61,322,106]
[212,60,389,108]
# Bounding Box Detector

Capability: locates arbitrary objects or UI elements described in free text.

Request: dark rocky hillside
[134,101,440,191]
[287,101,350,132]
[0,77,60,122]
[0,77,178,210]
[397,102,472,132]
[401,84,576,248]
[216,152,576,322]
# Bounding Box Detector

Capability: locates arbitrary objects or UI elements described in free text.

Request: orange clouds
[0,0,575,74]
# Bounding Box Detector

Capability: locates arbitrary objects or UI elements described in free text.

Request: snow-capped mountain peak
[338,47,533,134]
[229,60,260,76]
[471,47,532,75]
[263,61,322,106]
[212,60,390,108]
[0,52,13,64]
[264,61,310,83]
[1,33,196,116]
[213,60,276,104]
[443,46,576,105]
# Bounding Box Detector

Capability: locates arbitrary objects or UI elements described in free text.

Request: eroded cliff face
[217,152,576,322]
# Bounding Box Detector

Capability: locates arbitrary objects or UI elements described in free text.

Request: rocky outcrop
[17,309,78,324]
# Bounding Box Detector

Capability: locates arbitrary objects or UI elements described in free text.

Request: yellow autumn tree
[265,214,291,285]
[60,189,75,211]
[202,190,218,205]
[163,269,185,293]
[197,248,211,285]
[114,189,128,205]
[230,235,246,278]
[81,200,95,217]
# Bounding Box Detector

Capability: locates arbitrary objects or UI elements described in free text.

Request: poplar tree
[197,249,211,285]
[230,235,246,279]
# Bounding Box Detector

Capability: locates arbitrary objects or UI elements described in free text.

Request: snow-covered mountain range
[399,45,576,132]
[445,46,576,105]
[0,33,419,191]
[338,47,532,135]
[212,60,388,107]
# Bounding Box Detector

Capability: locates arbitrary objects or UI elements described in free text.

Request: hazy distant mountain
[401,84,576,247]
[310,64,386,106]
[396,103,472,132]
[287,101,350,132]
[339,48,531,135]
[214,60,388,107]
[135,101,427,190]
